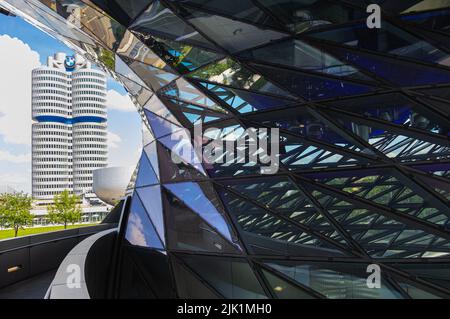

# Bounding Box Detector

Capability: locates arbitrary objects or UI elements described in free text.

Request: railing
[0,223,116,289]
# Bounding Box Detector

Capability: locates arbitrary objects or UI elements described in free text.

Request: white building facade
[32,52,107,201]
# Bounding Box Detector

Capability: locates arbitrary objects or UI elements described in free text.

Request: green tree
[48,190,82,229]
[0,193,33,237]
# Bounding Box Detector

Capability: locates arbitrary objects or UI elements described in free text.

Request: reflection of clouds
[125,212,148,247]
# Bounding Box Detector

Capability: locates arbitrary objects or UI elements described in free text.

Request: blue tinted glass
[252,64,374,100]
[137,185,165,245]
[144,109,183,138]
[135,152,159,187]
[330,46,450,86]
[164,182,234,242]
[144,141,160,179]
[125,194,164,249]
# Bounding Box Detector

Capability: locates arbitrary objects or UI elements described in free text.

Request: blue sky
[0,14,142,193]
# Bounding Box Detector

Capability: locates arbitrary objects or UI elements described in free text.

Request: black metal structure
[2,0,450,298]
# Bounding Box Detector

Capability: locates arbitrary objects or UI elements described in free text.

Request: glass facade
[3,0,450,299]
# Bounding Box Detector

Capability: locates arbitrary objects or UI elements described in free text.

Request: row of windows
[33,164,70,169]
[33,145,71,150]
[72,71,104,78]
[72,77,105,85]
[33,151,70,156]
[73,130,107,137]
[73,163,105,168]
[34,184,72,189]
[33,102,69,108]
[33,89,69,96]
[72,156,107,162]
[73,137,107,142]
[34,123,70,130]
[73,110,107,116]
[33,171,70,176]
[33,95,68,102]
[33,130,71,136]
[33,108,68,116]
[74,177,93,182]
[72,90,106,97]
[72,96,105,103]
[73,124,106,130]
[72,102,106,109]
[33,82,68,90]
[72,83,105,90]
[33,138,69,143]
[33,157,71,163]
[73,150,107,155]
[33,76,68,83]
[33,69,67,76]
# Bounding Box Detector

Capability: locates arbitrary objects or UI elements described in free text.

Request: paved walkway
[0,270,56,299]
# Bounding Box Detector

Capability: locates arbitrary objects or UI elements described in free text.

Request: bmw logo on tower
[64,55,75,71]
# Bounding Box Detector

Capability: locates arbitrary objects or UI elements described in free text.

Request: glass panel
[257,0,365,33]
[251,63,375,100]
[308,21,450,66]
[89,0,151,26]
[401,9,450,34]
[144,109,183,138]
[189,58,294,97]
[328,111,450,161]
[125,194,164,249]
[164,182,236,244]
[180,255,268,299]
[241,39,374,82]
[324,93,450,137]
[144,95,181,126]
[163,188,240,254]
[159,78,229,113]
[115,54,150,89]
[397,281,441,299]
[328,45,450,85]
[144,141,160,178]
[178,6,288,53]
[129,0,216,50]
[198,81,295,113]
[265,261,404,299]
[261,268,315,299]
[144,35,223,73]
[135,151,159,187]
[116,74,153,106]
[402,0,450,13]
[136,185,165,245]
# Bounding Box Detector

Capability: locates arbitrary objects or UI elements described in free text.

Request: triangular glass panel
[164,182,238,245]
[121,56,179,91]
[144,109,183,139]
[116,74,153,106]
[198,81,296,113]
[179,255,268,299]
[397,280,442,299]
[159,78,229,114]
[115,54,150,89]
[327,44,450,86]
[327,110,450,162]
[261,268,316,299]
[256,0,365,33]
[117,31,173,70]
[188,58,295,98]
[323,93,450,137]
[144,95,181,126]
[135,151,159,188]
[176,5,288,53]
[129,0,217,50]
[251,63,376,100]
[125,194,164,249]
[144,141,160,179]
[171,258,221,298]
[162,187,241,254]
[304,183,450,258]
[89,0,151,26]
[307,21,450,66]
[264,261,404,299]
[136,185,165,245]
[217,188,347,256]
[158,129,206,175]
[220,176,349,246]
[143,35,224,73]
[156,141,207,182]
[241,39,375,82]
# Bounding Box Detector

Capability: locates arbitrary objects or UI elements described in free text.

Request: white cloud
[0,35,41,145]
[0,150,31,163]
[0,172,31,193]
[108,130,122,149]
[106,89,137,112]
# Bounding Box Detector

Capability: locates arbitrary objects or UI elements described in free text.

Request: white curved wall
[93,166,134,205]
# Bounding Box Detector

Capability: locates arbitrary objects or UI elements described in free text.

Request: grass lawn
[0,223,98,240]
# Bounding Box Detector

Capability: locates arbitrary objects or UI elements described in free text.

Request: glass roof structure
[3,0,450,299]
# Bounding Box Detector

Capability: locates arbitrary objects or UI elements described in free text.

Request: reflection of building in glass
[32,52,107,202]
[3,0,450,299]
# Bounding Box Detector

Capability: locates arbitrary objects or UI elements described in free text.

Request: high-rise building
[32,52,107,201]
